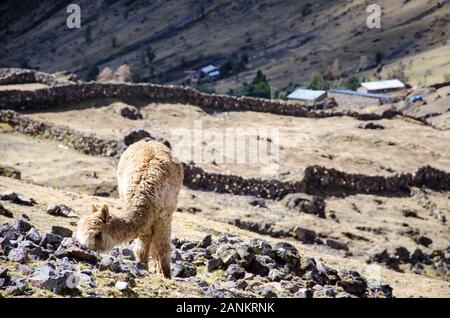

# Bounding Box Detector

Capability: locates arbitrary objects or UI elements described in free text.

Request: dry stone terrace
[1,110,449,200]
[0,69,449,298]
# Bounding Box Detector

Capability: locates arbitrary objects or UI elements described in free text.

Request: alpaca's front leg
[134,236,151,264]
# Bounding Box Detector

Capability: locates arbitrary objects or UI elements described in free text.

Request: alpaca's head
[76,204,115,252]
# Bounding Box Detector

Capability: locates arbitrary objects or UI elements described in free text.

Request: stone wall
[0,81,401,120]
[0,110,121,157]
[0,68,73,86]
[1,110,448,200]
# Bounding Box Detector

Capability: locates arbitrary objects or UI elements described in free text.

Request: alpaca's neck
[107,202,151,244]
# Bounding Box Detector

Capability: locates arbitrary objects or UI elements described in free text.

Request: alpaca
[76,140,184,278]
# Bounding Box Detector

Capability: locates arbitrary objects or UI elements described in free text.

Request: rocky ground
[0,80,449,298]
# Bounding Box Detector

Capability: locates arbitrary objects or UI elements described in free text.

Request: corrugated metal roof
[361,79,405,91]
[329,89,391,99]
[287,88,326,101]
[208,70,220,77]
[201,65,218,74]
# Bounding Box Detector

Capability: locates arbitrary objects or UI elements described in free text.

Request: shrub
[113,64,132,82]
[97,67,114,82]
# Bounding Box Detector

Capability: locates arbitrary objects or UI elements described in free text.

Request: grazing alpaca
[76,140,184,278]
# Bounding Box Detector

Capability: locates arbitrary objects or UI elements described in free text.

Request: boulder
[283,193,325,218]
[119,106,143,120]
[51,226,73,238]
[0,203,13,218]
[171,261,197,278]
[46,203,76,218]
[293,227,317,244]
[359,122,385,130]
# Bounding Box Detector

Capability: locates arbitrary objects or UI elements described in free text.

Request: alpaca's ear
[100,204,109,223]
[91,205,98,213]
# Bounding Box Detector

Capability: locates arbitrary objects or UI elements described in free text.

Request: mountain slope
[0,0,449,92]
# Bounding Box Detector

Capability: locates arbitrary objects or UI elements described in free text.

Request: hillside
[1,0,449,93]
[0,73,449,297]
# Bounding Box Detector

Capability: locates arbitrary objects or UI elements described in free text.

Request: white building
[200,65,220,78]
[358,79,405,94]
[287,88,327,102]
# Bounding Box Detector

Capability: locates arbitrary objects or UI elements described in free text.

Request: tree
[113,64,132,82]
[375,51,384,65]
[97,67,114,82]
[247,70,271,98]
[87,64,100,81]
[309,72,329,90]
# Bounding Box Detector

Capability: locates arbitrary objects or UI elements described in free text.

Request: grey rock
[5,278,28,296]
[40,232,63,248]
[171,250,182,262]
[206,258,223,272]
[393,246,410,262]
[325,239,348,251]
[51,226,73,238]
[249,239,275,258]
[119,106,143,121]
[120,247,135,261]
[249,198,267,208]
[259,287,278,298]
[13,217,33,234]
[46,203,75,217]
[268,269,286,282]
[224,264,245,280]
[25,227,42,244]
[214,244,239,266]
[115,281,129,291]
[99,256,129,273]
[294,288,313,298]
[337,270,368,297]
[8,246,29,264]
[171,261,197,278]
[197,235,212,248]
[273,242,300,266]
[0,203,13,218]
[414,235,433,248]
[283,193,325,218]
[249,255,276,276]
[0,223,18,240]
[235,243,255,268]
[0,191,36,206]
[30,264,74,294]
[335,291,355,298]
[294,227,317,244]
[181,241,197,251]
[359,122,385,130]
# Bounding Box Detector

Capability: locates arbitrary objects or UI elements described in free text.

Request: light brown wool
[76,140,184,278]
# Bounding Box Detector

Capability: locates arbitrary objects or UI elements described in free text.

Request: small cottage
[358,79,406,94]
[287,88,327,102]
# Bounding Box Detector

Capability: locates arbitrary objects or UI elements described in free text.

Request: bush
[113,64,132,82]
[97,67,114,82]
[309,72,329,90]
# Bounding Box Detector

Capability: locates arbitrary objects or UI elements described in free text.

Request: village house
[287,88,327,103]
[358,79,406,94]
[200,65,220,80]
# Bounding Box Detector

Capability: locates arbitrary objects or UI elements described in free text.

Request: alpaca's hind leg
[150,217,172,278]
[133,235,151,264]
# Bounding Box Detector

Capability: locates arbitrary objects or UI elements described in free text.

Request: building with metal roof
[359,79,406,94]
[201,65,219,75]
[287,88,327,102]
